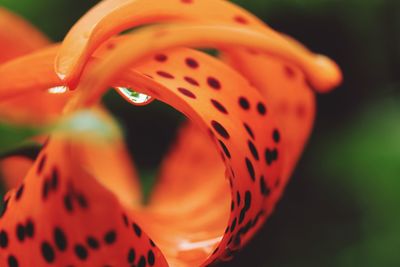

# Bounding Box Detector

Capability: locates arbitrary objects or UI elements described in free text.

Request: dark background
[0,0,399,266]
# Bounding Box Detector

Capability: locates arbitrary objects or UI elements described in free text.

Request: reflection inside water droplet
[116,87,153,106]
[48,86,68,94]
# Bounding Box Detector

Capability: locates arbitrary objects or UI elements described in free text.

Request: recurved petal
[70,42,285,265]
[56,0,341,91]
[0,20,340,265]
[0,40,285,265]
[55,0,265,84]
[64,22,340,110]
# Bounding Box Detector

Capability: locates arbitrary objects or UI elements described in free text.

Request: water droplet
[48,86,68,94]
[115,87,153,106]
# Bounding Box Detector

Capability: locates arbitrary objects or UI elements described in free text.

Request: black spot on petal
[211,121,230,139]
[184,76,199,86]
[25,219,34,238]
[177,87,196,99]
[207,77,221,90]
[122,214,129,227]
[75,193,88,209]
[272,129,281,143]
[86,236,100,250]
[156,71,174,79]
[265,148,279,165]
[74,244,88,260]
[15,184,24,201]
[230,218,237,233]
[154,54,167,62]
[50,167,59,190]
[236,192,241,206]
[63,194,73,212]
[41,241,55,263]
[245,158,256,181]
[42,180,50,200]
[138,256,146,267]
[148,250,155,266]
[7,255,18,267]
[185,57,199,68]
[247,141,259,161]
[211,99,228,114]
[54,227,68,251]
[238,97,250,110]
[218,140,231,159]
[16,224,25,242]
[244,191,252,211]
[243,123,255,140]
[127,248,136,263]
[238,209,246,224]
[0,230,8,248]
[132,223,142,238]
[257,102,267,115]
[260,176,271,197]
[37,154,47,175]
[104,230,117,245]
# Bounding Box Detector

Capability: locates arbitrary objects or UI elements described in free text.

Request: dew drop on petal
[115,87,153,106]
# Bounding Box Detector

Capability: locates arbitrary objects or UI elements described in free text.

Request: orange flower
[0,1,342,266]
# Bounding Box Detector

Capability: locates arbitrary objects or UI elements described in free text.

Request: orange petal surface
[67,36,287,264]
[0,45,141,205]
[0,8,53,193]
[222,50,316,187]
[0,8,63,125]
[0,135,167,266]
[0,7,49,64]
[0,45,285,266]
[56,0,341,91]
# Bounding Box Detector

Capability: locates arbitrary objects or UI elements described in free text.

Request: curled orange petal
[56,0,341,91]
[60,23,339,110]
[0,45,285,265]
[0,1,342,266]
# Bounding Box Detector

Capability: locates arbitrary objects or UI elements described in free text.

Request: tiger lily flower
[0,0,342,266]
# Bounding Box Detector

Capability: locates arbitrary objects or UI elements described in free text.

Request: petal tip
[310,54,343,93]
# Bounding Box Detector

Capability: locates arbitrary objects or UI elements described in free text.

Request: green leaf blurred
[0,122,41,156]
[53,109,122,142]
[315,97,400,267]
[0,109,121,156]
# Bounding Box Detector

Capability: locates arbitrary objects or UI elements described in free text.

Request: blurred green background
[0,0,399,266]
